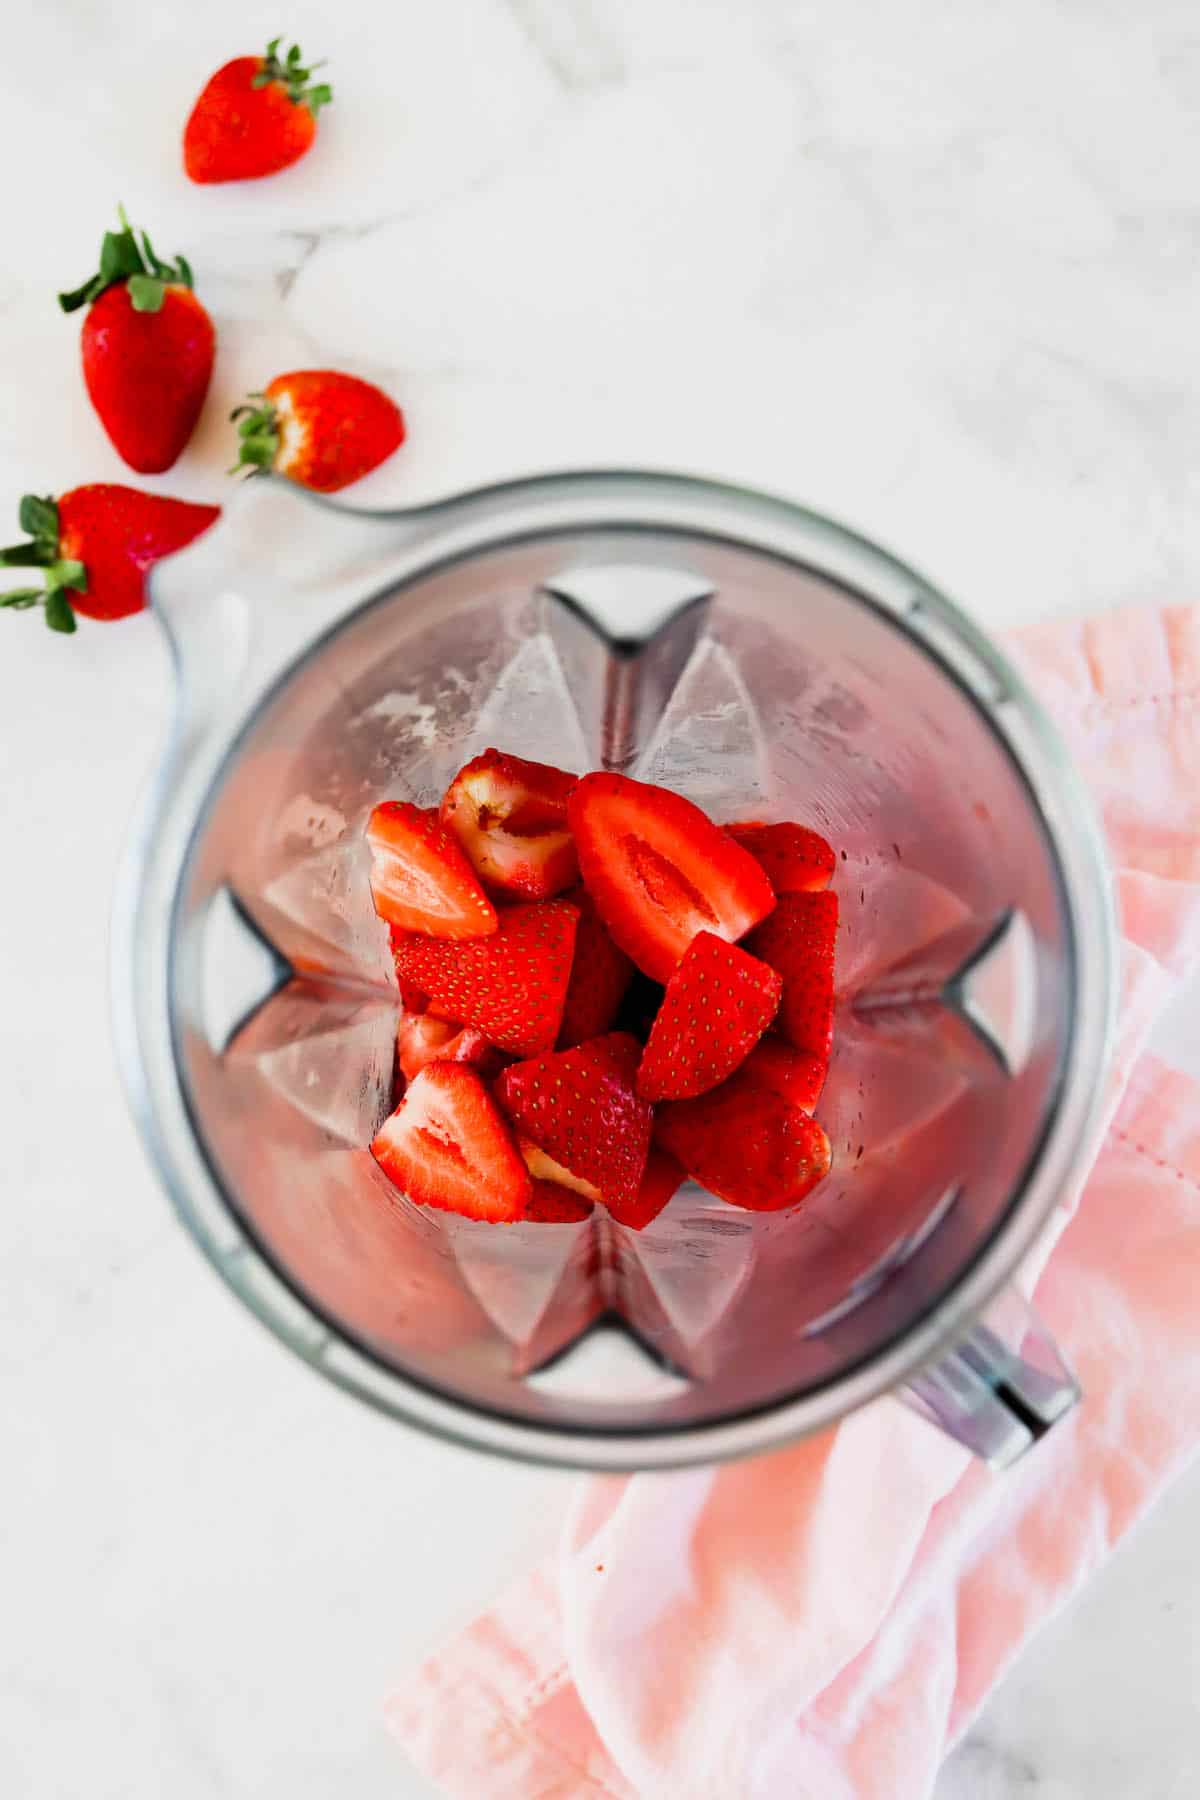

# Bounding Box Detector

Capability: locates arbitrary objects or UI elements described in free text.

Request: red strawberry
[746,891,839,1058]
[516,1134,602,1203]
[395,1014,496,1085]
[184,38,332,184]
[370,1063,531,1222]
[231,371,405,493]
[636,931,781,1101]
[393,901,578,1055]
[440,748,578,900]
[558,889,635,1048]
[0,486,218,631]
[738,1037,828,1113]
[568,772,775,983]
[605,1147,686,1231]
[59,211,215,473]
[728,821,835,894]
[496,1032,652,1211]
[525,1181,595,1223]
[656,1082,831,1212]
[367,801,498,939]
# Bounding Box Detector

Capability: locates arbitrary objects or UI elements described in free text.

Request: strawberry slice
[441,749,578,900]
[525,1180,595,1223]
[746,891,838,1058]
[370,1063,531,1221]
[558,889,635,1048]
[366,801,497,939]
[605,1146,686,1231]
[728,821,835,894]
[516,1134,603,1203]
[738,1037,828,1113]
[637,931,781,1101]
[655,1081,831,1212]
[395,1014,497,1085]
[496,1032,652,1211]
[568,772,775,983]
[392,900,578,1055]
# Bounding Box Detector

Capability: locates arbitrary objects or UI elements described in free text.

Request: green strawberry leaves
[0,494,86,633]
[255,37,332,115]
[228,393,280,476]
[19,494,59,540]
[58,206,196,315]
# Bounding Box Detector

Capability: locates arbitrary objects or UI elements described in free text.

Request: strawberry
[0,486,218,632]
[525,1181,595,1223]
[516,1134,602,1203]
[393,900,578,1055]
[371,1063,531,1222]
[746,891,839,1058]
[395,1014,496,1085]
[440,749,578,900]
[496,1032,652,1211]
[568,772,775,983]
[59,210,215,474]
[231,371,405,493]
[728,821,835,894]
[184,37,332,184]
[738,1037,828,1113]
[656,1081,831,1212]
[367,801,498,939]
[605,1147,686,1232]
[636,931,781,1101]
[558,889,635,1048]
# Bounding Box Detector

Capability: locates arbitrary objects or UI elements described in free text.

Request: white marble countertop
[3,2,1200,1795]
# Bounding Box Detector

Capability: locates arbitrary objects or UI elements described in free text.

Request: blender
[113,470,1116,1470]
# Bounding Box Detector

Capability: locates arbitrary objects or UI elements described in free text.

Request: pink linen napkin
[388,602,1200,1800]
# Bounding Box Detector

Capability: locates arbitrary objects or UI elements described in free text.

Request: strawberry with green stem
[184,38,332,184]
[230,371,406,493]
[0,486,219,633]
[59,209,215,474]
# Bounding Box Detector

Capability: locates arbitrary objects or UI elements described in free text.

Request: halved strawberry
[366,801,497,939]
[558,889,635,1048]
[729,821,835,894]
[441,749,578,900]
[568,772,775,983]
[496,1032,651,1211]
[739,1036,828,1113]
[746,891,838,1058]
[396,1014,497,1085]
[655,1080,831,1211]
[605,1146,686,1231]
[370,1063,531,1221]
[392,900,578,1055]
[636,931,781,1101]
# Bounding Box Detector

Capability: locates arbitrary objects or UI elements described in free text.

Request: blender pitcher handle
[901,1286,1080,1468]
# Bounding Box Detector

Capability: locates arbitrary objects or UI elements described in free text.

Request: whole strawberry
[59,210,215,474]
[0,486,219,632]
[184,38,332,184]
[231,371,406,492]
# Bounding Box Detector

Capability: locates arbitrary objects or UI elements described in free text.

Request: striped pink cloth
[388,604,1200,1799]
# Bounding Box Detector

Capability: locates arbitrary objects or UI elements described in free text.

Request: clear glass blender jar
[113,470,1116,1470]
